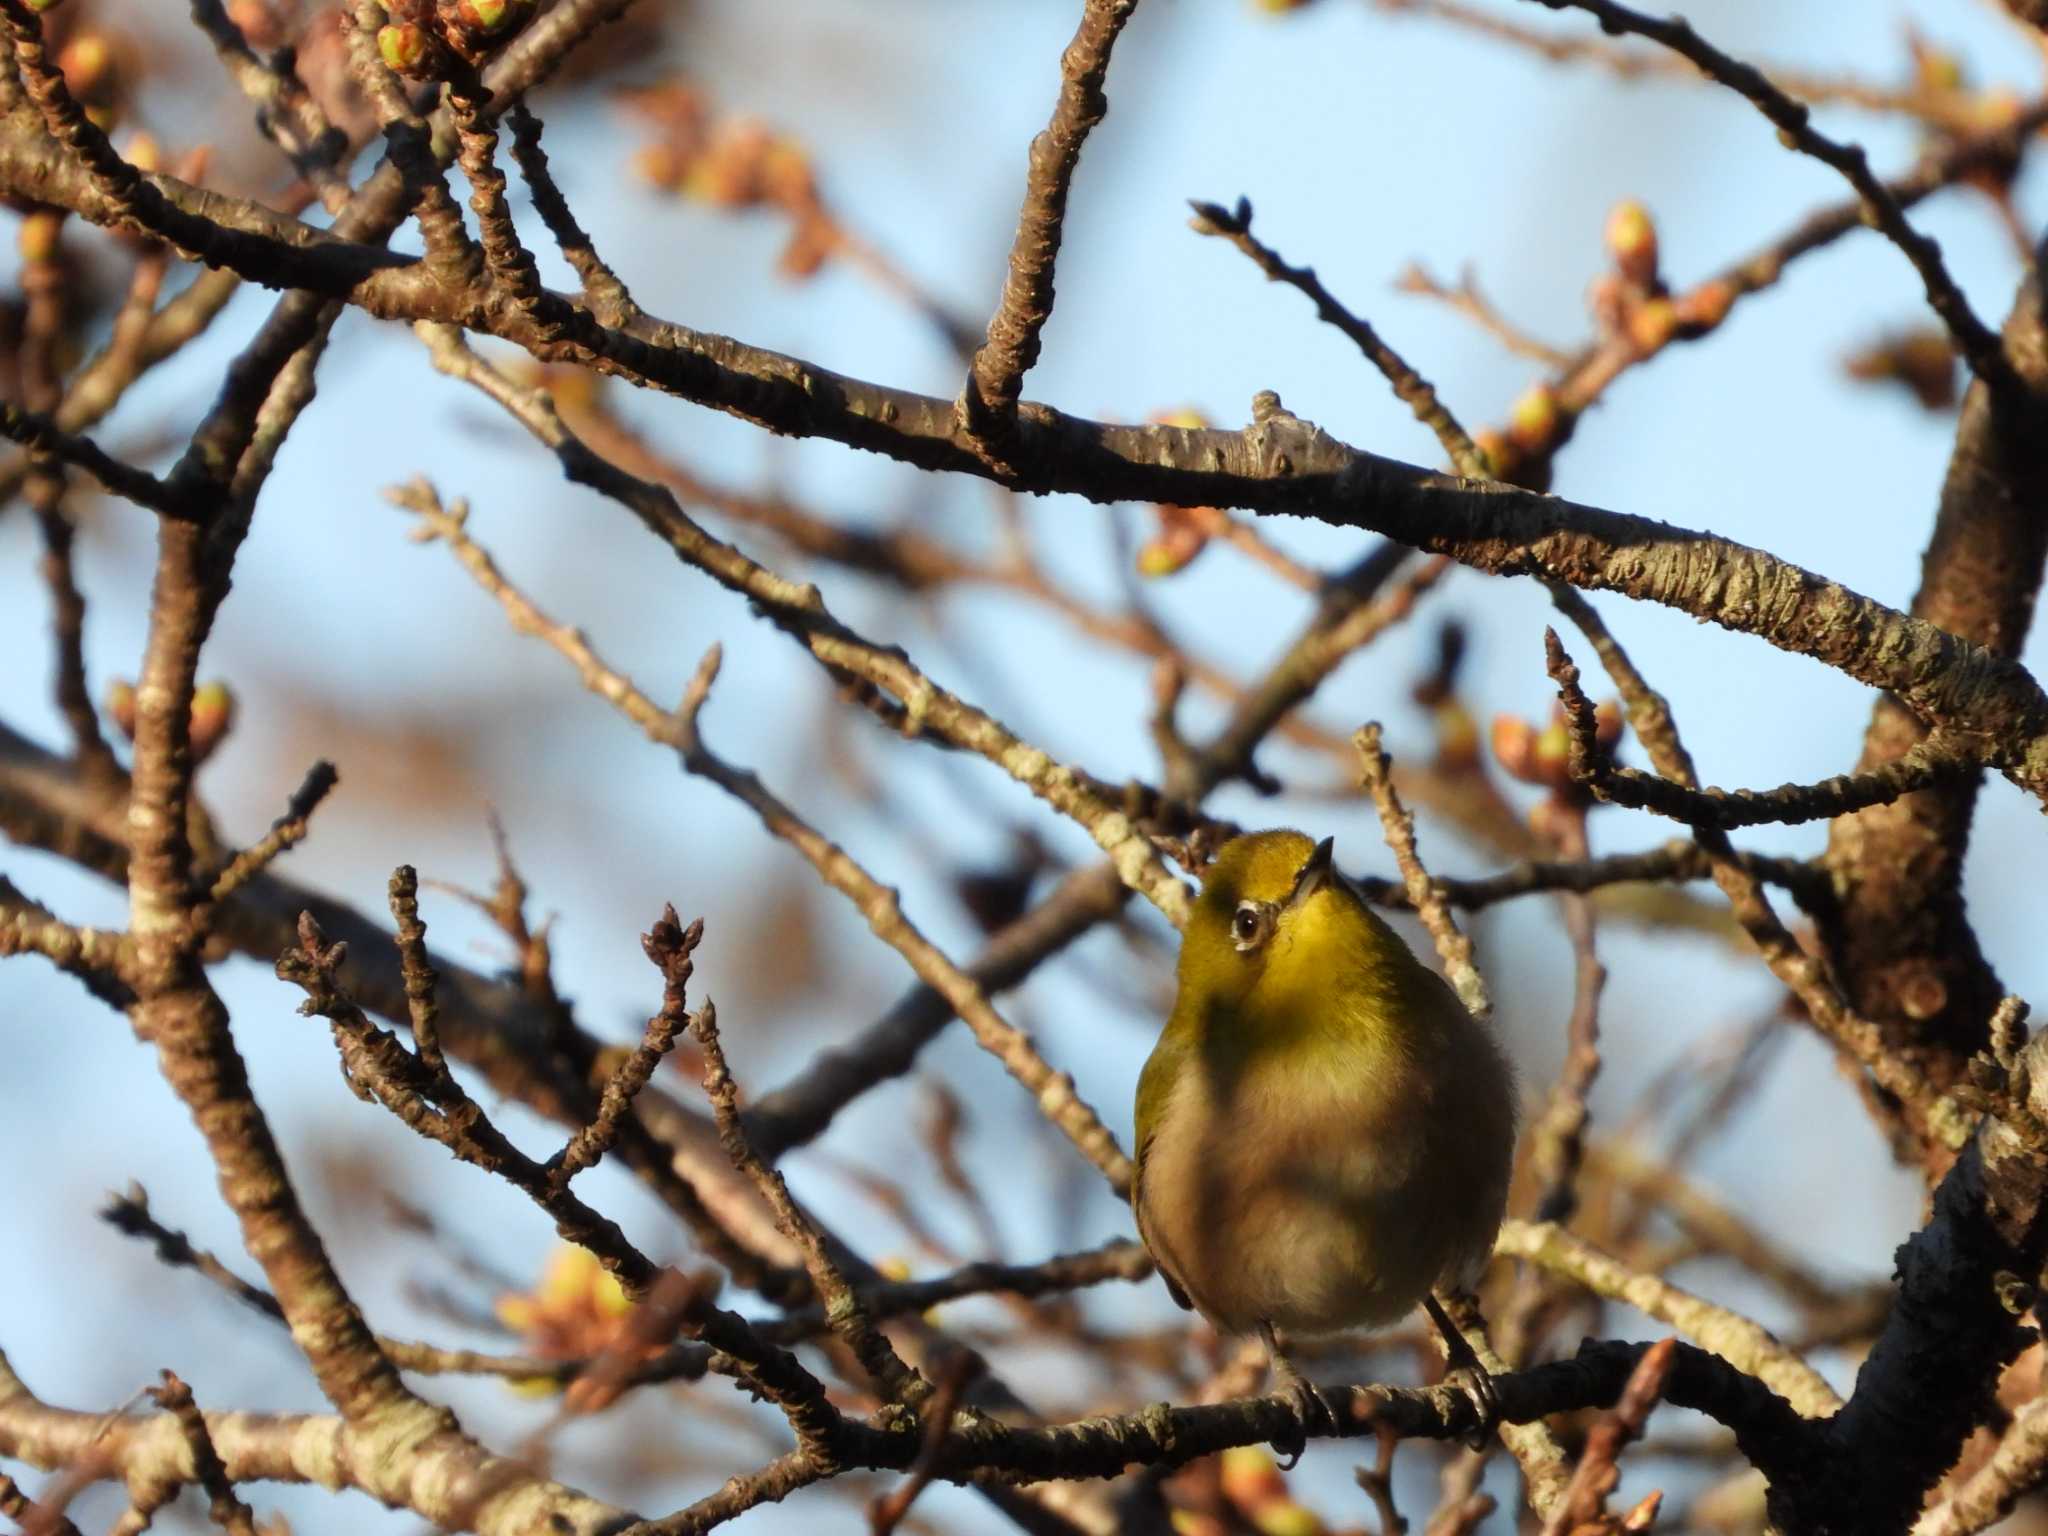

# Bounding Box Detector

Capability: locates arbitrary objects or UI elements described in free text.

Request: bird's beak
[1287,836,1336,910]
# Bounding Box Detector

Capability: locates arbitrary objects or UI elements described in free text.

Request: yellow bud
[1507,384,1562,453]
[1627,296,1678,355]
[1219,1444,1286,1506]
[1137,505,1210,577]
[1604,200,1658,287]
[58,34,111,93]
[1914,45,1964,95]
[18,210,63,266]
[189,681,236,763]
[540,1244,603,1307]
[104,678,137,742]
[124,133,161,176]
[458,0,516,33]
[377,22,435,77]
[1471,427,1515,481]
[631,143,688,192]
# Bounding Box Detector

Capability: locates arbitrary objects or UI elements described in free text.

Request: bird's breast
[1138,1036,1506,1338]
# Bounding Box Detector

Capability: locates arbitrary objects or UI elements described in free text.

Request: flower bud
[105,678,137,742]
[17,209,63,266]
[1219,1445,1287,1507]
[456,0,517,33]
[1593,698,1622,753]
[1604,200,1659,288]
[124,133,162,175]
[1137,504,1209,577]
[1507,383,1562,456]
[1490,713,1537,784]
[1626,295,1678,355]
[377,22,439,78]
[1674,278,1735,334]
[189,680,236,763]
[1471,427,1516,481]
[57,32,114,98]
[1532,714,1573,783]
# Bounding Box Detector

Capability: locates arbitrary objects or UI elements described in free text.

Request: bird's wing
[1133,1037,1195,1314]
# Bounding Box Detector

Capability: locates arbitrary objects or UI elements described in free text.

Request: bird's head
[1177,828,1394,1020]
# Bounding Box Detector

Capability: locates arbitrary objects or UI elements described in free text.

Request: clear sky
[2,1,2044,1529]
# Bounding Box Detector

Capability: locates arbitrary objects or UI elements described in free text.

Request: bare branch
[149,1372,259,1536]
[205,761,339,903]
[961,0,1141,453]
[681,962,930,1408]
[1191,198,1487,476]
[1495,1220,1840,1418]
[1544,598,1956,1150]
[1566,729,1975,830]
[1521,0,2010,388]
[1354,722,1490,1019]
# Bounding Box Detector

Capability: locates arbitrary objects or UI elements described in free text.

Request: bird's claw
[1444,1361,1500,1452]
[1270,1372,1341,1469]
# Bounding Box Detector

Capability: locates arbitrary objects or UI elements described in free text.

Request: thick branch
[3,121,2048,789]
[1825,265,2048,1079]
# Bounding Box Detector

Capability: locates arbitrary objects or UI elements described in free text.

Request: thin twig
[1538,1336,1675,1536]
[506,103,639,323]
[1568,731,1975,829]
[681,971,931,1408]
[0,1471,85,1536]
[0,401,193,520]
[206,761,339,902]
[386,866,446,1079]
[674,646,1135,1194]
[1192,199,1487,477]
[1524,0,2011,389]
[1353,723,1490,1018]
[961,0,1141,452]
[868,1354,981,1534]
[397,480,1137,1192]
[149,1373,259,1536]
[99,1186,285,1323]
[549,1002,685,1192]
[1396,261,1572,365]
[1542,603,1953,1147]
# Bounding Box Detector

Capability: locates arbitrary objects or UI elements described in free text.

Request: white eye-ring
[1231,901,1272,952]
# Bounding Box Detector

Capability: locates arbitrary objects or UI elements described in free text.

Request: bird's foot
[1269,1370,1343,1469]
[1423,1292,1502,1452]
[1259,1322,1341,1468]
[1443,1360,1500,1452]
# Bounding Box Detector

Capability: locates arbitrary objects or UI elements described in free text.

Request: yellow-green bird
[1132,829,1516,1449]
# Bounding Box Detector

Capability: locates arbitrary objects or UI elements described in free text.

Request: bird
[1131,828,1516,1459]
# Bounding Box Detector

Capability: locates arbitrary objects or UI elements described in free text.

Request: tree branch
[961,0,1141,453]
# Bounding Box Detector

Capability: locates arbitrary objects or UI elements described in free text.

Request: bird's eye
[1231,901,1269,952]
